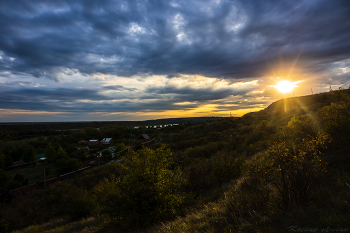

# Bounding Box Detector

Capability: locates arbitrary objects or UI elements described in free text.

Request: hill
[1,89,350,233]
[246,89,350,124]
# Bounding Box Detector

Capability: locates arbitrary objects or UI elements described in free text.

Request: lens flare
[275,80,295,93]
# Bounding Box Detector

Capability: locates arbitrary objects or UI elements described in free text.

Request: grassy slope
[12,90,350,233]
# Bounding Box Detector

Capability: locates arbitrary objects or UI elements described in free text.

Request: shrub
[0,169,8,189]
[55,157,81,175]
[316,101,350,149]
[184,151,244,195]
[250,135,327,209]
[225,177,272,221]
[287,116,317,141]
[94,146,187,229]
[49,183,96,220]
[22,146,37,163]
[185,141,226,159]
[210,151,244,187]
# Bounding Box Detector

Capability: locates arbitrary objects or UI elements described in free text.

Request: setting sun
[275,80,295,93]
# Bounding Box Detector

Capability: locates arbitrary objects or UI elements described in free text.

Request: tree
[115,143,126,152]
[10,147,23,161]
[94,146,187,229]
[0,155,4,169]
[56,147,68,160]
[45,143,56,162]
[101,150,112,161]
[13,171,28,186]
[77,148,87,161]
[0,169,8,190]
[287,116,317,141]
[253,120,270,134]
[23,146,36,163]
[4,154,13,168]
[55,157,81,175]
[316,101,350,149]
[54,146,81,175]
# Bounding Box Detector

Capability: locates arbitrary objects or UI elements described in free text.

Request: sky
[0,0,350,122]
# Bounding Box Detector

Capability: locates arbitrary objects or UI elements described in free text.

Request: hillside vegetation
[1,89,350,233]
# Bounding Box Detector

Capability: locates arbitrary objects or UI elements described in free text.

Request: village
[0,123,182,202]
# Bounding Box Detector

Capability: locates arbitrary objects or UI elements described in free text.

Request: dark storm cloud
[0,87,198,112]
[145,85,255,102]
[0,88,108,102]
[0,88,110,111]
[0,0,349,80]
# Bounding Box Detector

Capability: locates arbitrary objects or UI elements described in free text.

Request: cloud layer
[0,0,350,121]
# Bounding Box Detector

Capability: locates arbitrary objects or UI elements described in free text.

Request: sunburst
[275,80,295,93]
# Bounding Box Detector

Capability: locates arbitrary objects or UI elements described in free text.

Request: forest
[0,89,349,233]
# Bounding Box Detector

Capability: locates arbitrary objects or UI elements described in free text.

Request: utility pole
[43,168,46,189]
[311,88,313,95]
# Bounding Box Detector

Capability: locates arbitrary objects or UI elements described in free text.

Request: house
[78,140,88,145]
[6,161,27,171]
[137,134,151,143]
[9,184,42,199]
[99,146,117,158]
[35,153,46,162]
[88,139,99,146]
[101,138,113,145]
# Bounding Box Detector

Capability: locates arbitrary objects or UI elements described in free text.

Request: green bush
[287,116,317,141]
[184,141,226,159]
[184,151,244,195]
[55,157,81,175]
[250,135,328,209]
[0,169,8,191]
[49,183,96,220]
[316,101,350,149]
[44,143,56,162]
[94,146,187,229]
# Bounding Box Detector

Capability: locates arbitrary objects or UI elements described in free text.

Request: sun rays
[275,80,296,93]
